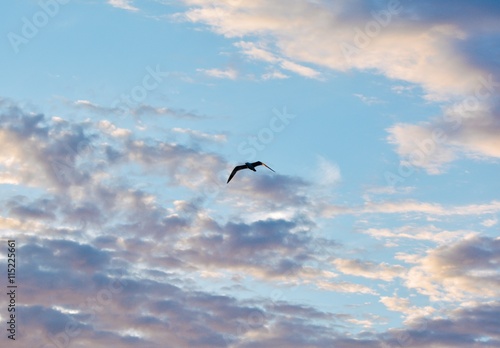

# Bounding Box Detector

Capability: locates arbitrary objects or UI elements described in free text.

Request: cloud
[107,0,138,12]
[6,196,57,221]
[403,235,500,301]
[0,105,97,189]
[180,217,314,279]
[354,93,384,105]
[391,84,416,95]
[198,67,239,79]
[124,137,226,189]
[333,258,405,281]
[130,104,206,119]
[97,120,131,138]
[386,122,457,174]
[387,103,500,174]
[73,99,206,120]
[362,225,475,244]
[172,127,227,143]
[279,60,321,79]
[379,301,500,347]
[236,41,319,78]
[73,100,120,115]
[322,199,500,217]
[314,156,341,186]
[181,0,483,97]
[380,295,411,313]
[4,0,500,341]
[180,0,500,170]
[316,280,378,295]
[482,217,498,227]
[261,70,289,80]
[235,41,279,63]
[380,295,435,324]
[1,101,394,348]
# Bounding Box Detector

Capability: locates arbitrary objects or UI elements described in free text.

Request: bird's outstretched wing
[252,161,275,172]
[227,165,247,183]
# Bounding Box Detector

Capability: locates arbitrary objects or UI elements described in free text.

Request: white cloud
[333,258,405,282]
[236,41,279,63]
[380,296,411,313]
[354,93,384,105]
[197,67,238,79]
[391,85,416,95]
[107,0,138,12]
[481,217,498,227]
[279,60,321,79]
[386,123,457,174]
[362,225,475,245]
[236,40,320,78]
[172,127,227,143]
[364,185,414,196]
[97,120,131,138]
[181,0,500,170]
[322,199,500,217]
[317,280,378,295]
[403,236,500,301]
[261,70,289,80]
[380,295,435,323]
[315,156,341,186]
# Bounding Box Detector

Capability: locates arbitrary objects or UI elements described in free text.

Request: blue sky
[1,0,500,347]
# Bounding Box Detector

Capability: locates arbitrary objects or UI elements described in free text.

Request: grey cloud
[4,87,499,347]
[0,104,48,137]
[6,195,57,221]
[0,105,98,189]
[226,174,311,210]
[183,217,313,277]
[403,236,500,300]
[72,99,207,120]
[19,305,80,335]
[131,104,207,119]
[379,301,500,347]
[399,0,500,27]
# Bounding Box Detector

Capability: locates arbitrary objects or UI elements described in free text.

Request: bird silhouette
[227,161,275,183]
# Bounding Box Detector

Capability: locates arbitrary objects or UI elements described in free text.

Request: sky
[0,0,499,347]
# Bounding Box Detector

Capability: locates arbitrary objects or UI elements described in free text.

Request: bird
[227,161,275,183]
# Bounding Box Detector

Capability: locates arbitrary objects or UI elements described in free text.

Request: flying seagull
[227,161,275,183]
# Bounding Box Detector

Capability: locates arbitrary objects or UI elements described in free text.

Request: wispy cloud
[198,67,238,79]
[236,40,321,79]
[107,0,138,12]
[172,127,227,143]
[72,99,206,120]
[333,258,405,282]
[354,93,385,105]
[314,156,341,186]
[322,199,500,217]
[181,0,500,171]
[362,225,475,245]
